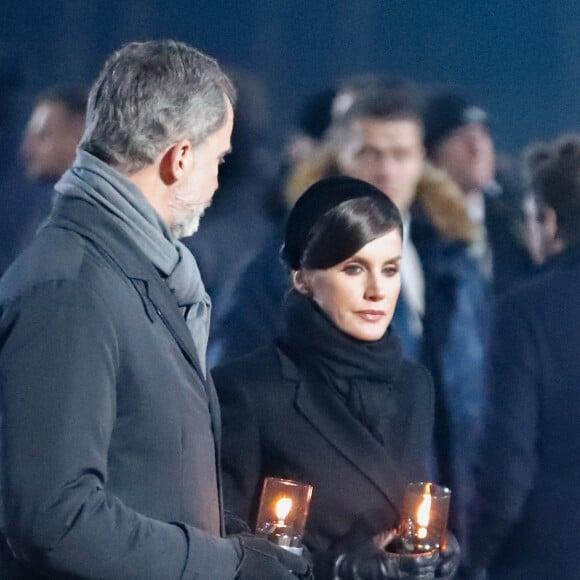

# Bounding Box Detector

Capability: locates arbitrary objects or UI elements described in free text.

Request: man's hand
[231,534,313,580]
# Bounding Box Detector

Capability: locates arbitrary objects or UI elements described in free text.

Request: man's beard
[170,208,206,239]
[168,190,210,239]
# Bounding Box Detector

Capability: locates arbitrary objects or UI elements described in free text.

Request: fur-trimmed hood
[283,154,475,244]
[414,163,476,243]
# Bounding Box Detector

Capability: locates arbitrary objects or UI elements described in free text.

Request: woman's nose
[365,273,385,300]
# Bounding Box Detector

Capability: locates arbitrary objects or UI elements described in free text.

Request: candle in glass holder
[397,482,451,553]
[255,477,313,555]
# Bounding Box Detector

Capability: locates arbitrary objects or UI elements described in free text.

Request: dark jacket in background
[468,243,580,579]
[0,192,239,578]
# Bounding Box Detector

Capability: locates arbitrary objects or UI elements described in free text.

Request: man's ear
[543,207,559,240]
[159,139,192,185]
[543,206,565,256]
[292,270,311,295]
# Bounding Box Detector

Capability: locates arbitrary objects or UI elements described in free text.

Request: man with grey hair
[0,40,310,579]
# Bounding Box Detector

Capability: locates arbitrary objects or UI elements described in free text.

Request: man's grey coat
[0,193,239,578]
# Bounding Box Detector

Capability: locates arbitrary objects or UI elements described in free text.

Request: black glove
[232,533,313,580]
[224,510,252,535]
[434,532,461,579]
[335,539,439,580]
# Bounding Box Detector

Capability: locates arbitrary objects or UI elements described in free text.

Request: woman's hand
[373,529,396,550]
[434,532,461,579]
[334,541,440,579]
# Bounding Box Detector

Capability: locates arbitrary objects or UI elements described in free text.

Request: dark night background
[1,1,579,169]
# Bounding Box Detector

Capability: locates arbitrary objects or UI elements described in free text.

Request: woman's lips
[356,310,386,322]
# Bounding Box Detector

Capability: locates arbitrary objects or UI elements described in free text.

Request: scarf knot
[279,290,405,444]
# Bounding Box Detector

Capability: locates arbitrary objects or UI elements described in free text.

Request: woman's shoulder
[212,343,285,386]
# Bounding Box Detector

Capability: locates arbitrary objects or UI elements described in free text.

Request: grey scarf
[55,150,211,375]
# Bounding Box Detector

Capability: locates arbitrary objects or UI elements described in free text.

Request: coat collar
[48,195,205,379]
[276,346,406,515]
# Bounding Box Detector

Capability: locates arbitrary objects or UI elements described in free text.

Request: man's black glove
[224,510,252,535]
[334,539,439,580]
[434,532,461,579]
[231,534,313,580]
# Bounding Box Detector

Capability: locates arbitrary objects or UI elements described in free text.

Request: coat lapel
[131,273,204,378]
[50,196,205,380]
[277,349,406,514]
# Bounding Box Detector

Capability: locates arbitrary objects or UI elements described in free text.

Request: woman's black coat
[213,342,434,560]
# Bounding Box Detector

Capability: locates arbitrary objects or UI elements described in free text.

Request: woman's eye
[384,266,399,277]
[344,264,363,275]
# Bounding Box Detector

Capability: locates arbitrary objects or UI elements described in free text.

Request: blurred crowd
[1,59,578,580]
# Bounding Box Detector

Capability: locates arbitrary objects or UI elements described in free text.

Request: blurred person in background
[423,89,533,294]
[182,67,280,312]
[207,84,342,364]
[21,85,87,184]
[422,90,538,564]
[521,181,563,267]
[1,85,87,276]
[468,133,580,579]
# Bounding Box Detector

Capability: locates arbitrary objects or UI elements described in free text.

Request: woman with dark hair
[213,176,458,579]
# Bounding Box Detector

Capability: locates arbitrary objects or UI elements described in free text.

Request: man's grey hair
[80,40,236,175]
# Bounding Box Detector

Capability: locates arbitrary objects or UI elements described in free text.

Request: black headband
[281,176,389,270]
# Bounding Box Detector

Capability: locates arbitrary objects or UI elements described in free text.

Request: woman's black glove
[333,539,438,580]
[231,533,313,580]
[434,532,461,579]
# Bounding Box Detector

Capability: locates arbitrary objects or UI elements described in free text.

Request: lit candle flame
[416,485,432,539]
[275,497,293,523]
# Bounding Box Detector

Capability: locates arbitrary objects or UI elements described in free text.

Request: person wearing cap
[213,176,460,579]
[423,91,536,567]
[423,89,533,294]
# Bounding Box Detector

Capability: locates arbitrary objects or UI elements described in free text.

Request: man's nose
[378,155,397,176]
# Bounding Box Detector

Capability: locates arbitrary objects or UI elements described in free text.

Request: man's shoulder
[0,226,85,298]
[0,222,125,307]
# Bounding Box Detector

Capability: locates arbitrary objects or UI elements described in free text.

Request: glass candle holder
[381,547,440,580]
[255,477,313,555]
[395,482,451,553]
